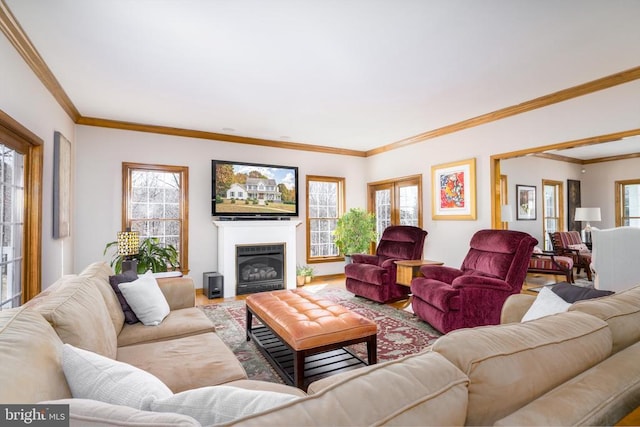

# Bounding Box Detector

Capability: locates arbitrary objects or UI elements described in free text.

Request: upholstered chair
[550,231,592,280]
[410,229,537,334]
[527,247,574,283]
[345,225,427,303]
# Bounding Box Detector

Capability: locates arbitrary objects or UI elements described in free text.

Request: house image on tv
[226,178,282,203]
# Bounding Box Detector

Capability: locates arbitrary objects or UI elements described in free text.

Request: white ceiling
[5,0,640,153]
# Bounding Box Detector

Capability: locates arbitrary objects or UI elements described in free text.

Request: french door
[368,175,422,241]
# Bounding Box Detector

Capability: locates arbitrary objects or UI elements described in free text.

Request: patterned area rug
[199,287,441,384]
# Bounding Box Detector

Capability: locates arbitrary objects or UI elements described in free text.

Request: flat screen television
[212,159,299,218]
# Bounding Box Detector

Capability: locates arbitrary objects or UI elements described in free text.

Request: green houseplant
[296,264,315,286]
[333,208,377,262]
[104,237,180,274]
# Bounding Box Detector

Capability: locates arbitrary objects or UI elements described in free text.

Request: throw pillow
[568,243,589,252]
[109,269,140,324]
[118,271,171,326]
[521,286,571,322]
[149,385,299,425]
[62,343,172,410]
[552,282,614,303]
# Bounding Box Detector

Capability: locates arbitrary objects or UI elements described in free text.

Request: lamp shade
[117,230,139,256]
[501,204,514,222]
[574,207,601,222]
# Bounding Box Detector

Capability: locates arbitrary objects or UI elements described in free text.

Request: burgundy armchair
[345,225,427,303]
[410,229,537,333]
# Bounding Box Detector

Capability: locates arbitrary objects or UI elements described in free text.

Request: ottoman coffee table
[246,289,377,390]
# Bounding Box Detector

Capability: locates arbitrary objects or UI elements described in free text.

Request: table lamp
[574,207,601,244]
[117,229,139,273]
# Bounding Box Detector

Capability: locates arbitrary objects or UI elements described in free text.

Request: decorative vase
[305,275,312,284]
[296,276,305,287]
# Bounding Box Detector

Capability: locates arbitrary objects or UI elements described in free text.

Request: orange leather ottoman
[246,289,377,390]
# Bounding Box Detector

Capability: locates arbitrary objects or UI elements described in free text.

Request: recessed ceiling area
[542,135,640,162]
[4,1,640,154]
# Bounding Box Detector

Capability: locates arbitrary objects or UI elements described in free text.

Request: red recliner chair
[345,225,427,303]
[410,229,537,333]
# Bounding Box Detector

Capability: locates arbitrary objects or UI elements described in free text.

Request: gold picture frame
[431,158,476,220]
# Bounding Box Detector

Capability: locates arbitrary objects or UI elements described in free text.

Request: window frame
[367,174,423,241]
[541,179,564,251]
[0,109,43,305]
[122,162,189,274]
[305,175,345,264]
[615,179,640,227]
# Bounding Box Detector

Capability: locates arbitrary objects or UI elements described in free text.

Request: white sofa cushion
[118,271,170,326]
[62,344,172,409]
[521,286,571,322]
[149,385,299,425]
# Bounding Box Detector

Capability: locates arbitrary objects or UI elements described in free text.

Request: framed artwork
[516,184,536,220]
[567,179,581,231]
[431,158,476,220]
[53,131,71,238]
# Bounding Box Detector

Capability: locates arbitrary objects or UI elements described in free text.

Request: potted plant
[104,237,180,274]
[296,264,315,286]
[333,208,377,263]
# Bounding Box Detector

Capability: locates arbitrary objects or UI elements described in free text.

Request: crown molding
[0,0,80,121]
[76,116,367,157]
[366,66,640,157]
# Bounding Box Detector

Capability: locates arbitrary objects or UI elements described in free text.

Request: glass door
[368,175,422,241]
[542,179,564,250]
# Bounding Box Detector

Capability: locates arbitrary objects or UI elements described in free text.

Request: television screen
[212,160,299,217]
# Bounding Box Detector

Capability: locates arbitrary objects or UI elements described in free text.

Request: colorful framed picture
[516,184,537,220]
[431,158,476,220]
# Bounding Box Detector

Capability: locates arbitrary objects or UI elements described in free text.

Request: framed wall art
[431,158,476,220]
[516,184,536,220]
[567,179,581,231]
[53,131,71,238]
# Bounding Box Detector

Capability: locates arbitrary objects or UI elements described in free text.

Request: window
[616,179,640,227]
[123,163,189,273]
[0,110,42,308]
[0,146,24,309]
[542,179,564,250]
[306,176,345,263]
[368,175,422,241]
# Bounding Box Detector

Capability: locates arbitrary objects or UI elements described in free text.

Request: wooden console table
[395,259,444,286]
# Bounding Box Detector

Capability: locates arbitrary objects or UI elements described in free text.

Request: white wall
[0,34,76,287]
[581,157,640,229]
[74,125,367,289]
[500,156,582,246]
[365,79,640,267]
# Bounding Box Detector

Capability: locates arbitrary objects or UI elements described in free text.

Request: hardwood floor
[195,271,591,307]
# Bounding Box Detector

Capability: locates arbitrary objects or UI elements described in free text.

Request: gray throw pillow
[552,282,614,303]
[109,269,139,324]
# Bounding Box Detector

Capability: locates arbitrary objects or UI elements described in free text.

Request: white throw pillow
[62,344,172,409]
[118,271,170,326]
[149,385,299,425]
[521,286,572,322]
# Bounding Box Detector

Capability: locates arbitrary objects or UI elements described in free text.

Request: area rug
[199,288,441,384]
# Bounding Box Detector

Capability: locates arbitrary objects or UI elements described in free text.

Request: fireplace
[213,220,301,298]
[236,243,285,295]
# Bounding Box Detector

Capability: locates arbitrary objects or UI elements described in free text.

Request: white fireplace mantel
[213,220,301,298]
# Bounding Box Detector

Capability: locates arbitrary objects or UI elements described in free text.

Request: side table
[395,259,444,287]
